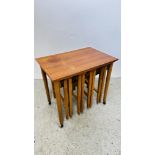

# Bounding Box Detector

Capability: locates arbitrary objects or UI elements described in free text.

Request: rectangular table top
[36,47,118,81]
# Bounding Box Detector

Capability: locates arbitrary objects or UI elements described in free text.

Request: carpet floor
[34,78,121,155]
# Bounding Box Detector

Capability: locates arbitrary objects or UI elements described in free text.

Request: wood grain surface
[36,47,118,81]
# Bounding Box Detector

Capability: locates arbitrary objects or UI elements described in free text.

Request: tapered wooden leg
[87,71,93,108]
[89,70,96,108]
[41,68,51,105]
[54,81,63,127]
[51,81,56,98]
[68,78,73,117]
[103,63,113,104]
[97,69,102,103]
[64,79,69,119]
[81,74,85,113]
[77,75,81,114]
[97,67,107,103]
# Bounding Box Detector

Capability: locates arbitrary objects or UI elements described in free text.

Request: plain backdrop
[34,0,121,79]
[1,0,155,155]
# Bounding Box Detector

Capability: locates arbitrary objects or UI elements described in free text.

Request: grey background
[34,0,121,79]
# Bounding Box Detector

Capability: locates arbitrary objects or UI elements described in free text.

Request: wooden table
[36,47,118,127]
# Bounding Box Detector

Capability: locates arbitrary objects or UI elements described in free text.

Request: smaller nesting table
[36,47,118,127]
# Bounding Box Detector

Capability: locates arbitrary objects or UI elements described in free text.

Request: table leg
[51,81,56,98]
[97,69,102,103]
[103,63,113,104]
[90,70,96,108]
[87,71,93,108]
[54,81,63,127]
[81,74,85,113]
[68,78,73,117]
[98,67,107,103]
[77,75,82,114]
[41,68,51,105]
[64,79,69,119]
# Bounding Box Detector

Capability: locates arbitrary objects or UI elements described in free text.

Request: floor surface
[34,78,121,155]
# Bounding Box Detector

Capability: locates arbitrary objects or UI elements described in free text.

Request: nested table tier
[36,47,118,127]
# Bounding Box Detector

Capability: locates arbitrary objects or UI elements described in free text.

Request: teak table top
[36,47,118,81]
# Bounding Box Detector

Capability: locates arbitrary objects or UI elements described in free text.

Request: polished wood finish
[36,47,118,82]
[87,72,93,108]
[54,81,63,127]
[97,69,103,103]
[51,81,56,98]
[89,70,96,108]
[97,67,107,103]
[77,75,82,114]
[41,68,51,104]
[64,80,69,119]
[103,63,113,104]
[85,79,98,93]
[36,47,118,127]
[81,74,85,113]
[68,78,73,117]
[97,72,101,103]
[99,67,107,102]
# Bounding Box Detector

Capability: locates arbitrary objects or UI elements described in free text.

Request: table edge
[48,59,118,82]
